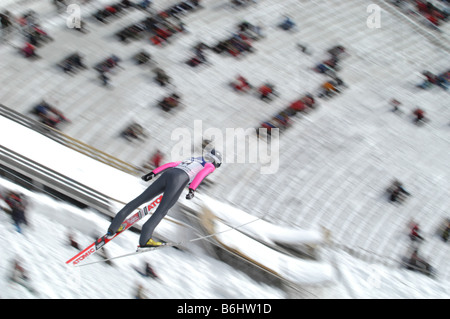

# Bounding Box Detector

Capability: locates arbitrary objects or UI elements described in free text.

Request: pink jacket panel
[189,162,215,190]
[152,161,182,175]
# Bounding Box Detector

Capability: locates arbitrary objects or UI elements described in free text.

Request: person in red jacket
[289,99,307,113]
[150,150,163,168]
[259,83,275,101]
[410,222,424,242]
[413,108,426,125]
[231,75,252,92]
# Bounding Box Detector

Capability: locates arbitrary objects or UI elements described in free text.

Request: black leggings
[108,168,189,246]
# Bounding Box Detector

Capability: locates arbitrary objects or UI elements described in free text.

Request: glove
[141,172,155,182]
[186,189,195,200]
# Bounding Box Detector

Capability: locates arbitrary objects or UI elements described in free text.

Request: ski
[65,195,163,266]
[72,207,272,267]
[73,242,175,267]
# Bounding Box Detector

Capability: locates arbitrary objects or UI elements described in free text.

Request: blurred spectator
[166,0,202,18]
[18,11,53,47]
[318,79,344,98]
[32,100,69,128]
[158,93,180,111]
[22,42,39,59]
[302,94,316,109]
[26,25,53,47]
[5,191,28,233]
[212,34,253,57]
[0,10,13,39]
[121,122,147,141]
[257,120,277,138]
[289,99,307,113]
[390,98,402,113]
[387,179,410,203]
[259,83,276,101]
[230,75,252,92]
[413,108,427,125]
[9,258,37,294]
[194,42,208,63]
[415,0,448,28]
[231,0,255,7]
[440,218,450,243]
[238,21,264,40]
[143,149,163,170]
[417,70,448,90]
[409,221,424,242]
[99,71,110,87]
[314,57,339,74]
[10,259,29,282]
[186,56,204,67]
[93,3,126,24]
[314,45,346,75]
[328,45,346,60]
[187,42,209,67]
[153,67,171,86]
[150,150,163,168]
[116,23,145,43]
[405,248,433,277]
[134,262,159,279]
[59,53,87,74]
[134,283,148,299]
[278,16,296,31]
[68,232,80,250]
[297,43,312,55]
[137,0,152,10]
[95,55,121,74]
[273,111,291,131]
[134,51,152,65]
[120,0,135,9]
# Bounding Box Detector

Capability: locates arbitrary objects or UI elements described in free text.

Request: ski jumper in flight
[107,149,222,248]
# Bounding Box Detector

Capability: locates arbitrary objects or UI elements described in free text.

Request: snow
[199,194,324,246]
[0,0,449,299]
[1,172,449,299]
[208,219,335,284]
[0,115,144,204]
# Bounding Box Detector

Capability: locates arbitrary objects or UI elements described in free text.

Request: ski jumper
[108,157,216,246]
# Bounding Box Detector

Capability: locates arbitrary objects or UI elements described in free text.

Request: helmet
[204,149,222,168]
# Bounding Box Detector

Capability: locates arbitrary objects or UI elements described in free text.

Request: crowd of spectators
[30,100,70,129]
[414,0,448,27]
[211,21,263,58]
[249,44,346,138]
[114,0,199,45]
[0,9,54,58]
[417,69,449,90]
[394,0,449,28]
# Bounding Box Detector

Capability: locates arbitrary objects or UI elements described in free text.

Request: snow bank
[190,195,335,285]
[0,116,145,205]
[210,218,336,285]
[200,194,325,247]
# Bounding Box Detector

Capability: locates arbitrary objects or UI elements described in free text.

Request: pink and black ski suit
[108,157,216,246]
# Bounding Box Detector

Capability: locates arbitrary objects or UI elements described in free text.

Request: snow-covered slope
[0,177,285,299]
